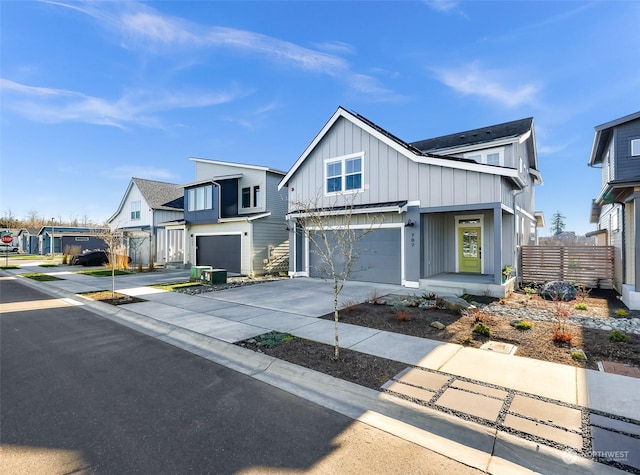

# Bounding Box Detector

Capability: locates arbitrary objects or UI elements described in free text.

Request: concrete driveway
[199,278,414,317]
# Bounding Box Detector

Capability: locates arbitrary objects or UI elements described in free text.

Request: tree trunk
[333,278,340,360]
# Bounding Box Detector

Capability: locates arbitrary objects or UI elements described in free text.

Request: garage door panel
[196,235,241,274]
[309,228,401,284]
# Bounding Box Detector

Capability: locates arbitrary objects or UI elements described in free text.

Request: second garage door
[308,228,401,284]
[196,235,241,274]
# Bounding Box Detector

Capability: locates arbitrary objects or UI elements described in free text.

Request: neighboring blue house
[37,226,107,255]
[588,111,640,309]
[278,107,543,297]
[17,228,39,254]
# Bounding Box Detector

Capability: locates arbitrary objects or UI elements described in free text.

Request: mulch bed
[238,289,640,390]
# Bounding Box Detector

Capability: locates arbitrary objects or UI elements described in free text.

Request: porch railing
[519,245,614,289]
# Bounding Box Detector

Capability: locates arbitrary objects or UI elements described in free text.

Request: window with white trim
[241,185,261,208]
[464,147,504,166]
[325,153,364,194]
[187,185,213,211]
[632,138,640,156]
[131,201,141,220]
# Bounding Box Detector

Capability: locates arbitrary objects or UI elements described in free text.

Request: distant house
[180,158,289,275]
[36,226,108,255]
[278,107,543,297]
[17,227,39,254]
[588,111,640,309]
[107,178,184,266]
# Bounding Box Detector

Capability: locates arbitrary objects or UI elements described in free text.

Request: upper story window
[130,201,141,220]
[632,138,640,156]
[325,152,364,194]
[188,185,213,212]
[464,147,504,166]
[242,185,261,208]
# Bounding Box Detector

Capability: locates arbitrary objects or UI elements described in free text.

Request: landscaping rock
[430,321,446,330]
[538,281,577,301]
[439,295,472,312]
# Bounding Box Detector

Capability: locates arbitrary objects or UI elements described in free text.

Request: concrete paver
[591,426,640,470]
[383,381,436,402]
[509,395,583,431]
[502,414,583,450]
[436,388,505,422]
[394,367,451,391]
[585,369,640,420]
[590,414,640,436]
[450,380,508,400]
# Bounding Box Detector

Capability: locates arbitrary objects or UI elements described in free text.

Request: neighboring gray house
[180,158,289,275]
[18,227,41,254]
[278,107,543,297]
[108,178,184,266]
[588,111,640,309]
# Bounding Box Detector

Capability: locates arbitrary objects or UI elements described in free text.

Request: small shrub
[472,322,490,337]
[394,309,411,322]
[574,303,588,311]
[571,350,586,361]
[463,335,473,345]
[523,284,538,296]
[514,320,533,330]
[614,309,629,318]
[61,254,68,265]
[575,284,591,302]
[255,332,294,348]
[609,330,631,343]
[368,291,384,304]
[552,328,573,344]
[341,298,358,312]
[137,261,143,273]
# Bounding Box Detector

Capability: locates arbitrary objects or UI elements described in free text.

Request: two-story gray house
[182,158,289,275]
[278,107,543,297]
[588,111,640,310]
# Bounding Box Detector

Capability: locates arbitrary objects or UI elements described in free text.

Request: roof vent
[473,133,478,137]
[486,130,492,134]
[460,135,465,139]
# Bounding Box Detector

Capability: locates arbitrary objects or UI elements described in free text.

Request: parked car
[71,250,131,266]
[0,244,19,253]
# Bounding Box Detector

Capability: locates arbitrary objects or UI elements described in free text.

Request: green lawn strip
[0,265,20,270]
[74,269,131,277]
[38,263,58,268]
[150,281,202,291]
[21,272,64,281]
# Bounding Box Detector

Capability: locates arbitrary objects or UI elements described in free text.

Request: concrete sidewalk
[2,267,639,474]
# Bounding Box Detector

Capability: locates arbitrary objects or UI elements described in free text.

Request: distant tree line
[0,209,101,229]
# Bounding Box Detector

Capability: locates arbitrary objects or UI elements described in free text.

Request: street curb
[1,272,628,475]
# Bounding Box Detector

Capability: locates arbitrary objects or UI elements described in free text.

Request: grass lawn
[75,269,132,277]
[150,281,202,291]
[21,272,64,281]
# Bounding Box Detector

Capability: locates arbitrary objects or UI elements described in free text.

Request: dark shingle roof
[132,178,184,211]
[410,117,533,152]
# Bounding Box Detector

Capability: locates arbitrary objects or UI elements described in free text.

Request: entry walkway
[2,266,639,473]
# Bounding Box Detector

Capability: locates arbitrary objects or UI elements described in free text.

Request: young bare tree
[289,192,382,360]
[95,225,125,299]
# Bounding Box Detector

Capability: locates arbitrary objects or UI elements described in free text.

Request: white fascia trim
[286,205,402,220]
[218,217,250,223]
[518,130,531,144]
[246,212,271,221]
[305,222,400,232]
[107,180,135,224]
[529,168,543,185]
[412,155,519,177]
[515,206,536,221]
[190,157,286,176]
[428,136,520,156]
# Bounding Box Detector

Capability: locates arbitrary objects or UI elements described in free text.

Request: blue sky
[1,1,639,234]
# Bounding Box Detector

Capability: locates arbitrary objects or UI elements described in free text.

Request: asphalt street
[0,277,481,474]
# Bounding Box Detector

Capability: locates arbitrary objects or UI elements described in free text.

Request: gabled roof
[107,178,183,223]
[278,107,528,190]
[410,117,534,152]
[132,178,184,211]
[589,111,640,166]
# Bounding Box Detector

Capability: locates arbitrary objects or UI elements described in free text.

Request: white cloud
[1,79,248,128]
[45,1,397,102]
[433,62,540,108]
[425,0,460,13]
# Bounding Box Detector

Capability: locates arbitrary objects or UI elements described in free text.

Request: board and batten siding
[614,118,640,180]
[153,210,183,227]
[251,172,289,274]
[287,117,504,210]
[110,184,151,229]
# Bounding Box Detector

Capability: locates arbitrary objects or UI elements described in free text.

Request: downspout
[512,187,525,286]
[614,201,626,290]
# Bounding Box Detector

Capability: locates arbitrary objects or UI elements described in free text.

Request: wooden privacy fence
[519,246,615,289]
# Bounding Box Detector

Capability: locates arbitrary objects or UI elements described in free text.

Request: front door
[458,226,481,273]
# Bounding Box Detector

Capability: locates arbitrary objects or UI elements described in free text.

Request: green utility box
[201,269,227,285]
[190,265,212,281]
